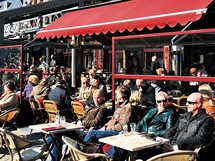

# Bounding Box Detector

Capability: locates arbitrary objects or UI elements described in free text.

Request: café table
[99,132,169,161]
[29,122,84,161]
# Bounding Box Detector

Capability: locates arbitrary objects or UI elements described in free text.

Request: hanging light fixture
[80,37,85,46]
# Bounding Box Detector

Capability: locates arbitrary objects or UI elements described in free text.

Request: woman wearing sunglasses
[134,91,175,160]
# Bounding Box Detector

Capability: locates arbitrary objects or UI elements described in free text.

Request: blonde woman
[23,74,39,101]
[198,83,215,121]
[78,77,90,100]
[129,90,144,122]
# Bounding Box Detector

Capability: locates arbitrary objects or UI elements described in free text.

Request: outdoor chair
[29,98,48,125]
[145,150,198,161]
[0,128,48,161]
[43,100,73,123]
[0,107,20,151]
[62,136,112,161]
[71,101,85,120]
[0,107,20,129]
[195,132,215,161]
[172,96,188,110]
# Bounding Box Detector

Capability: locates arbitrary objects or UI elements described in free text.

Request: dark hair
[4,80,16,91]
[119,85,131,100]
[93,74,105,85]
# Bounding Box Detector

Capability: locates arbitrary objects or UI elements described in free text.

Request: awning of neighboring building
[36,0,213,39]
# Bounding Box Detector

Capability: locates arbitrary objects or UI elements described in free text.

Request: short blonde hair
[198,84,212,98]
[156,68,164,75]
[28,75,39,85]
[156,91,168,100]
[130,90,142,104]
[81,77,89,84]
[89,68,97,75]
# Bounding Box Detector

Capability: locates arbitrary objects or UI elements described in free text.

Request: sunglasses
[187,101,198,105]
[82,82,87,84]
[157,100,167,103]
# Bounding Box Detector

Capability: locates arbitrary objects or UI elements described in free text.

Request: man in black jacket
[163,92,214,151]
[48,79,74,121]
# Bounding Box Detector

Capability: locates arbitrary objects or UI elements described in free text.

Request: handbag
[77,142,100,154]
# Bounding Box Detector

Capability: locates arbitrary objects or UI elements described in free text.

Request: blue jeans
[46,134,62,161]
[83,130,119,143]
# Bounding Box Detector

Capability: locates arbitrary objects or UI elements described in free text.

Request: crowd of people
[0,54,215,161]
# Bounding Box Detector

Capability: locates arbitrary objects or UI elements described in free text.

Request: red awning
[36,0,212,39]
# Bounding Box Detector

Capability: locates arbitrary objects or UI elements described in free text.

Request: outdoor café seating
[0,128,48,161]
[62,136,111,161]
[145,150,198,161]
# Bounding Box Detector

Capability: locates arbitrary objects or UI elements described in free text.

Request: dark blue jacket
[48,85,71,110]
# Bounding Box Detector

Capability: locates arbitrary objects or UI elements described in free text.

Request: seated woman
[129,90,147,123]
[198,83,215,122]
[29,78,50,100]
[46,89,112,161]
[22,74,39,101]
[78,77,90,100]
[85,75,107,106]
[0,80,18,112]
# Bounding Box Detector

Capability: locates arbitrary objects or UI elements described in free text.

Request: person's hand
[99,126,106,131]
[172,144,179,151]
[162,144,174,152]
[77,120,82,126]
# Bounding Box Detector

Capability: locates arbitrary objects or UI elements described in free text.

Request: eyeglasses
[82,82,87,84]
[156,100,167,103]
[187,101,198,105]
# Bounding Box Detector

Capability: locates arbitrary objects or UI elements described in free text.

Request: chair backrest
[177,96,188,107]
[71,101,85,120]
[29,98,44,111]
[195,132,215,160]
[0,108,20,129]
[0,128,47,161]
[146,150,198,161]
[172,96,188,110]
[43,100,60,123]
[62,136,110,161]
[29,98,47,125]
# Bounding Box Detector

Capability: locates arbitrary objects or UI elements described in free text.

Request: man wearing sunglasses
[163,92,214,151]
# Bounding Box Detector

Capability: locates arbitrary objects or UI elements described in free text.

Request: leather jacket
[135,107,175,136]
[164,109,214,150]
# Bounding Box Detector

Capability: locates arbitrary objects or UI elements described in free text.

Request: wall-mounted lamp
[70,39,76,46]
[80,37,85,46]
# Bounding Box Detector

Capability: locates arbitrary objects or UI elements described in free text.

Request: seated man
[46,89,112,161]
[107,91,176,160]
[83,85,136,143]
[48,79,74,121]
[163,92,214,151]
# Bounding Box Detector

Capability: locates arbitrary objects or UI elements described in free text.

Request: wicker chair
[0,128,48,161]
[146,150,198,161]
[71,101,85,120]
[62,136,112,161]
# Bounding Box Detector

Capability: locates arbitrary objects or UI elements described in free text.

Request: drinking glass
[123,125,128,135]
[60,116,66,125]
[130,122,136,134]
